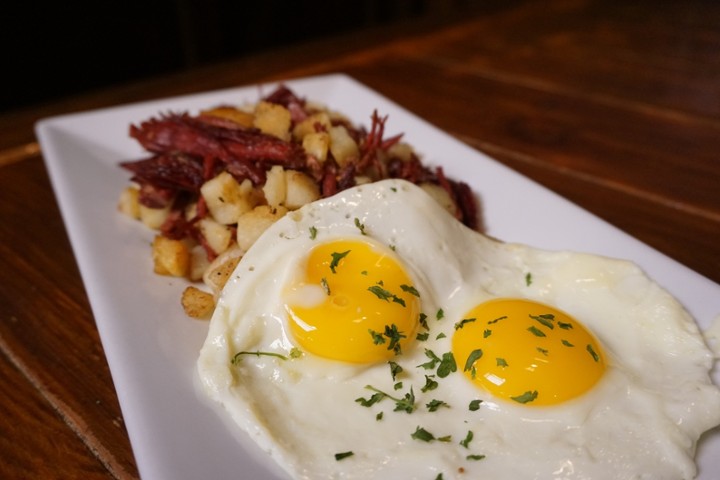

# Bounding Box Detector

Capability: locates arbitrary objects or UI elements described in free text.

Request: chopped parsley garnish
[483,329,492,338]
[376,411,384,421]
[511,390,538,404]
[394,382,403,390]
[369,324,406,355]
[411,426,435,442]
[400,284,420,297]
[530,313,555,329]
[464,349,483,372]
[436,332,447,340]
[558,321,573,330]
[309,226,318,239]
[468,399,483,411]
[231,350,288,365]
[356,385,416,413]
[537,347,549,356]
[436,308,445,320]
[488,315,507,325]
[369,329,385,345]
[496,357,508,368]
[329,250,350,273]
[527,325,547,337]
[421,375,438,392]
[426,399,449,412]
[334,451,354,461]
[437,352,457,378]
[354,217,367,235]
[562,339,574,347]
[467,454,486,461]
[454,317,476,330]
[525,272,533,286]
[460,430,474,448]
[587,344,600,362]
[388,361,403,380]
[289,347,303,359]
[320,277,330,295]
[367,284,406,307]
[418,312,429,330]
[416,331,429,341]
[418,349,441,370]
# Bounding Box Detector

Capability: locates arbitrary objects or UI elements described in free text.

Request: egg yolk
[452,298,605,406]
[285,239,420,363]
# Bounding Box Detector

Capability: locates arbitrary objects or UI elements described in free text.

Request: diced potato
[262,165,286,208]
[203,246,243,296]
[200,106,255,128]
[151,235,190,277]
[139,204,171,230]
[188,244,211,282]
[284,170,320,209]
[236,205,288,252]
[117,186,141,219]
[292,112,332,140]
[329,125,359,167]
[387,142,415,162]
[253,101,291,141]
[420,183,459,218]
[302,132,330,162]
[181,286,215,319]
[201,172,255,225]
[198,217,233,255]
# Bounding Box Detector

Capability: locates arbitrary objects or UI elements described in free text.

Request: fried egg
[197,179,720,479]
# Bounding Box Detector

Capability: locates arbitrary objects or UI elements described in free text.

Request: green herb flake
[309,226,318,240]
[369,329,385,345]
[496,357,508,368]
[411,426,435,442]
[436,308,445,320]
[416,331,429,342]
[426,399,449,412]
[418,312,429,330]
[289,347,303,359]
[454,317,476,330]
[511,390,539,404]
[530,313,555,330]
[421,375,438,393]
[329,250,350,273]
[468,399,483,411]
[383,324,407,355]
[400,284,420,297]
[418,349,441,370]
[483,329,492,338]
[438,435,452,442]
[367,284,406,307]
[231,350,288,365]
[460,430,474,448]
[561,339,574,347]
[436,332,447,340]
[558,321,573,330]
[437,352,457,378]
[527,325,546,337]
[525,272,533,286]
[587,344,600,362]
[354,217,367,235]
[320,277,331,295]
[537,347,549,356]
[467,454,486,461]
[435,475,444,480]
[464,349,483,372]
[394,382,403,390]
[376,411,384,421]
[334,451,354,461]
[389,361,403,380]
[488,315,507,325]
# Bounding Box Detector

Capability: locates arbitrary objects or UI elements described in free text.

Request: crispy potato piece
[140,204,171,230]
[302,132,330,162]
[117,186,141,219]
[236,205,288,252]
[188,244,211,282]
[203,246,243,296]
[284,170,320,209]
[198,217,233,255]
[152,235,190,277]
[263,165,286,209]
[181,286,215,319]
[201,172,256,225]
[420,183,459,218]
[387,142,415,162]
[200,106,254,127]
[292,112,332,140]
[329,125,359,167]
[253,101,291,141]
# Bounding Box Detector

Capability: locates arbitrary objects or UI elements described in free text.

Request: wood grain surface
[1,0,718,478]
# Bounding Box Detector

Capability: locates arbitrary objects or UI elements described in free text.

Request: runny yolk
[285,239,420,363]
[452,298,606,406]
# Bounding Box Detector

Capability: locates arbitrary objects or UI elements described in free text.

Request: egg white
[197,179,720,480]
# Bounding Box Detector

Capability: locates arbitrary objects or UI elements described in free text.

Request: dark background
[2,0,508,114]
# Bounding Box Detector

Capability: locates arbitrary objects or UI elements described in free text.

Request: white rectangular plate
[36,73,720,479]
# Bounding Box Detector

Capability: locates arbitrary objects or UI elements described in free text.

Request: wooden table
[1,1,718,478]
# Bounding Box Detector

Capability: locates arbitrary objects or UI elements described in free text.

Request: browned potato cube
[181,286,215,319]
[152,235,190,277]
